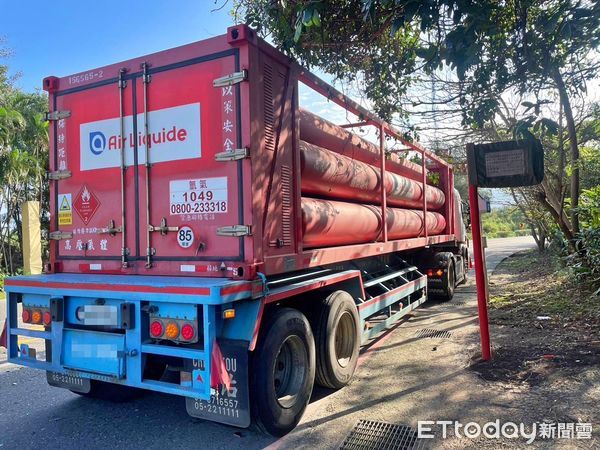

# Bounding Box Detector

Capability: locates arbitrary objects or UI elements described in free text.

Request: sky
[0,0,235,92]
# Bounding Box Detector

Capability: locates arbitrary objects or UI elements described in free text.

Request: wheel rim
[334,311,356,368]
[448,265,455,292]
[273,335,308,409]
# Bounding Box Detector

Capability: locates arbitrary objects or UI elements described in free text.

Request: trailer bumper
[4,274,260,426]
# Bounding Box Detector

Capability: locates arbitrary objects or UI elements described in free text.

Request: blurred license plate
[79,305,118,326]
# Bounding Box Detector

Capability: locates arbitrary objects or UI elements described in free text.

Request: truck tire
[314,291,360,389]
[250,308,315,436]
[439,260,456,301]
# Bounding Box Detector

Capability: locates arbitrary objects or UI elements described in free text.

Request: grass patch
[489,250,600,327]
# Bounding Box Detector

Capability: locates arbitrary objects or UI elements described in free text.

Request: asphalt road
[0,236,537,449]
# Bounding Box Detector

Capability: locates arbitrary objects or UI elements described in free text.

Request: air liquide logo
[80,103,201,171]
[89,131,106,155]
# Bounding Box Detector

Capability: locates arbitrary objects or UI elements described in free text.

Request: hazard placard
[58,193,72,225]
[73,185,100,225]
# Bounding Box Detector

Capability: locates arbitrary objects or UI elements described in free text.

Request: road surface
[0,236,536,449]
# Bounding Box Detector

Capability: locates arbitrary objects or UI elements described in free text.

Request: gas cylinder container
[299,108,426,181]
[300,141,445,210]
[302,197,447,248]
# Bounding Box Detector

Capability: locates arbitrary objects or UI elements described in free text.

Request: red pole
[468,184,492,361]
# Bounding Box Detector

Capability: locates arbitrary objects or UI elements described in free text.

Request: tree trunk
[553,68,580,237]
[534,190,575,250]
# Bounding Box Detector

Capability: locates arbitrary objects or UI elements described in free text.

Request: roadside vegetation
[491,250,599,325]
[0,46,49,279]
[481,206,530,239]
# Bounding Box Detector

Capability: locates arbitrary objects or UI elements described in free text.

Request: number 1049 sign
[170,177,228,215]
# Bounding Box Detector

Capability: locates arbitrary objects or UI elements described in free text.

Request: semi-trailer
[2,25,469,436]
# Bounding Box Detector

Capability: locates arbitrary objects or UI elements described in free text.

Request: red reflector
[22,309,31,323]
[43,311,52,326]
[181,324,195,341]
[150,320,163,338]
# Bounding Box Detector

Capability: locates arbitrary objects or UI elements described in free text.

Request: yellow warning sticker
[58,193,72,225]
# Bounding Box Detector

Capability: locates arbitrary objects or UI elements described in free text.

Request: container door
[54,76,137,263]
[134,53,243,267]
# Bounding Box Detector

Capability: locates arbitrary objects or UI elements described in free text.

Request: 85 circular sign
[177,226,195,249]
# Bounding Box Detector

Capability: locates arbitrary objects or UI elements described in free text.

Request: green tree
[0,56,48,275]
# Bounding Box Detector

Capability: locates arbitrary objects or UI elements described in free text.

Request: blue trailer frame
[4,274,263,424]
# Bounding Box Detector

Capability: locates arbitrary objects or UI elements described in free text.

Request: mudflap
[185,339,250,428]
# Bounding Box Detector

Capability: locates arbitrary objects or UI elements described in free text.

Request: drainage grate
[339,420,425,450]
[415,328,452,339]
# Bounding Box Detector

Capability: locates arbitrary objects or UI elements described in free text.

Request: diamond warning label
[58,193,72,225]
[73,185,100,225]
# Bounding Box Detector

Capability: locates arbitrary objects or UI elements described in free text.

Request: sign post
[466,139,544,361]
[468,184,492,360]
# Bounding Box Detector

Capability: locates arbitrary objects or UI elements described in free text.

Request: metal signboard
[467,139,544,188]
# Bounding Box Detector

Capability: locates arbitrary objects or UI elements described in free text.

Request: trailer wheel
[251,308,315,436]
[314,291,360,389]
[439,260,456,301]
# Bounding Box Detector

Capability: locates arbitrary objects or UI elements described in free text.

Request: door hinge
[215,147,249,162]
[148,217,179,236]
[45,110,71,121]
[216,225,252,237]
[49,231,73,240]
[213,70,248,87]
[48,170,72,180]
[97,219,123,236]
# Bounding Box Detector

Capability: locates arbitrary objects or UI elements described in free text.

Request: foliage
[481,206,530,239]
[566,187,600,282]
[235,0,600,123]
[0,57,49,276]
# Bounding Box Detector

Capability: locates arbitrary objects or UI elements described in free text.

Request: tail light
[426,269,444,277]
[31,310,42,325]
[22,309,31,323]
[42,311,52,326]
[150,320,164,338]
[181,323,195,341]
[148,317,197,343]
[165,322,180,340]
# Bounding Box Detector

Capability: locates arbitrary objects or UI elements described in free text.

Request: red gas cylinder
[301,197,447,248]
[300,141,445,210]
[299,108,426,181]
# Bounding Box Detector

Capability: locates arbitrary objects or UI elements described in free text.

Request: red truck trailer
[3,25,468,436]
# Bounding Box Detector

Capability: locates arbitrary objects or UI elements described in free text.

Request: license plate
[46,371,91,394]
[78,305,118,326]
